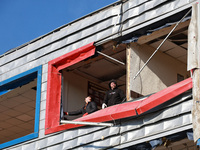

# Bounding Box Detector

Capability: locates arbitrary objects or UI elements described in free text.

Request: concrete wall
[130,43,190,96]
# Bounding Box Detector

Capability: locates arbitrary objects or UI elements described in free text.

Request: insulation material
[192,69,200,142]
[188,3,200,142]
[187,3,200,70]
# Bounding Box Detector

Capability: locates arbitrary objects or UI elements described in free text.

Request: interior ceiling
[148,31,188,64]
[138,19,189,64]
[66,43,127,88]
[0,79,36,144]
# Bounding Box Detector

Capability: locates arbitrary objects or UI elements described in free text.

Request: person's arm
[87,102,97,114]
[102,91,109,109]
[67,108,83,116]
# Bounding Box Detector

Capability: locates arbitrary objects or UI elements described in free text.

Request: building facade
[0,0,199,149]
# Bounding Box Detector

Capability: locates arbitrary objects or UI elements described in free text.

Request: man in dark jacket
[102,79,126,109]
[64,96,97,117]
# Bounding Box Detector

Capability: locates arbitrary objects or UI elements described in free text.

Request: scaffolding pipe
[60,120,114,127]
[97,51,125,65]
[133,8,192,80]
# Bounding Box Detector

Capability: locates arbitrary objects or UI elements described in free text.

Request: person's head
[109,79,117,90]
[85,96,92,103]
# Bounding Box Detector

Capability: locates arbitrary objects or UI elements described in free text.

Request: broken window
[45,42,127,134]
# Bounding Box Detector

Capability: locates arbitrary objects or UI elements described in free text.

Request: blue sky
[0,0,117,55]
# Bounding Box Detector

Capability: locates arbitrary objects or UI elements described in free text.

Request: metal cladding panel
[122,0,168,22]
[122,0,148,12]
[62,126,105,141]
[80,136,121,150]
[120,113,192,144]
[35,126,119,150]
[122,0,193,36]
[120,96,192,133]
[61,127,120,150]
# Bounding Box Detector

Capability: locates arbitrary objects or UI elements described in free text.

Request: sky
[0,0,117,55]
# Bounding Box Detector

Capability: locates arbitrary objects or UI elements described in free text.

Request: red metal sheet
[50,42,95,71]
[136,77,192,115]
[76,100,140,122]
[46,77,192,134]
[45,64,62,130]
[45,100,140,134]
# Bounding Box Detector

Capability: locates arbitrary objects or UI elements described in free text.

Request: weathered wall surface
[130,43,189,96]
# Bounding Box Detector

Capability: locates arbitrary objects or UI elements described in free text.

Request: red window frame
[45,42,96,134]
[45,41,192,135]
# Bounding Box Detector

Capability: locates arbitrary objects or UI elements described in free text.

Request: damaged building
[0,0,200,149]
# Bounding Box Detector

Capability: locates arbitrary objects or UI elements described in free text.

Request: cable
[133,8,192,80]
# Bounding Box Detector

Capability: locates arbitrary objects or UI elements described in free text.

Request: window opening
[0,66,42,149]
[133,8,192,80]
[45,42,127,134]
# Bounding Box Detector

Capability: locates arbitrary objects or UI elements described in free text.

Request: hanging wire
[133,8,192,80]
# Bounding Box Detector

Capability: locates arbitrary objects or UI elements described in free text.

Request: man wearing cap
[102,79,126,109]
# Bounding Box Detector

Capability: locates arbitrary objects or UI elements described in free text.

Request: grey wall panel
[78,136,121,150]
[42,63,48,74]
[111,124,192,150]
[46,134,64,148]
[41,91,47,102]
[122,0,168,22]
[0,44,71,81]
[122,0,191,31]
[120,99,192,133]
[41,82,47,92]
[40,100,46,111]
[39,119,45,131]
[37,126,119,150]
[39,128,45,139]
[120,113,192,144]
[123,0,148,13]
[122,2,192,38]
[40,110,46,121]
[42,73,47,83]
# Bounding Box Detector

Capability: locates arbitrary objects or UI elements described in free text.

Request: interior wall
[62,71,88,119]
[130,43,189,96]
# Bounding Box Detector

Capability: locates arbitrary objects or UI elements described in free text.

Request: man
[64,96,97,117]
[102,79,126,109]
